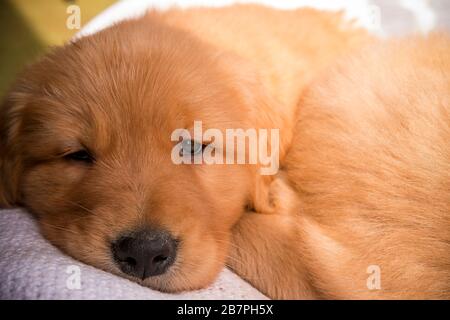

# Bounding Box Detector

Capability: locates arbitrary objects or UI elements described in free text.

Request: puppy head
[0,16,286,291]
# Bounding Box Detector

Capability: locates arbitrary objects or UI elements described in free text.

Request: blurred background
[0,0,449,99]
[0,0,116,98]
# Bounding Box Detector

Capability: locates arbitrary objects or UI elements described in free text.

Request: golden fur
[3,5,447,299]
[0,5,367,293]
[230,35,450,299]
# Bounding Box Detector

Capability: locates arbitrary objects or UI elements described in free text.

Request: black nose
[112,229,177,280]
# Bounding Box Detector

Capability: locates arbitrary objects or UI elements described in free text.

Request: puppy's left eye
[64,150,94,163]
[181,140,205,156]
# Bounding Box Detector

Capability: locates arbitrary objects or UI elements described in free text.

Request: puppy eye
[64,150,94,163]
[180,140,205,156]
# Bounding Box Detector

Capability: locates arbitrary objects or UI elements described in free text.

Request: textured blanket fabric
[0,209,266,300]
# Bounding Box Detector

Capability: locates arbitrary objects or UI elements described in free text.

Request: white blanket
[0,209,266,299]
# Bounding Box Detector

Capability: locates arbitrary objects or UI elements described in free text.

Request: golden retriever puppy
[0,5,367,292]
[229,34,450,299]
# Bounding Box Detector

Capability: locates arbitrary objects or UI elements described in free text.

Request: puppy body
[0,5,368,293]
[230,35,450,299]
[4,4,447,299]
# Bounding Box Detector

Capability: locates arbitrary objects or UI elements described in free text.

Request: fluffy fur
[0,5,367,293]
[3,5,448,300]
[230,35,450,299]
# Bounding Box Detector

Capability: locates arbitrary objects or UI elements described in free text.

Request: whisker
[67,200,97,216]
[39,221,80,236]
[213,238,254,257]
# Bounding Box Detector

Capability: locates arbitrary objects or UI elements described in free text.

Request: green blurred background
[0,0,117,99]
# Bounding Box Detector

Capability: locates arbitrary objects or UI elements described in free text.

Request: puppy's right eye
[64,150,94,164]
[180,140,205,156]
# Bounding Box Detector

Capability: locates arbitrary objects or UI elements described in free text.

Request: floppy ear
[217,53,293,160]
[216,53,294,213]
[0,168,13,208]
[0,158,8,207]
[0,90,26,208]
[242,72,293,213]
